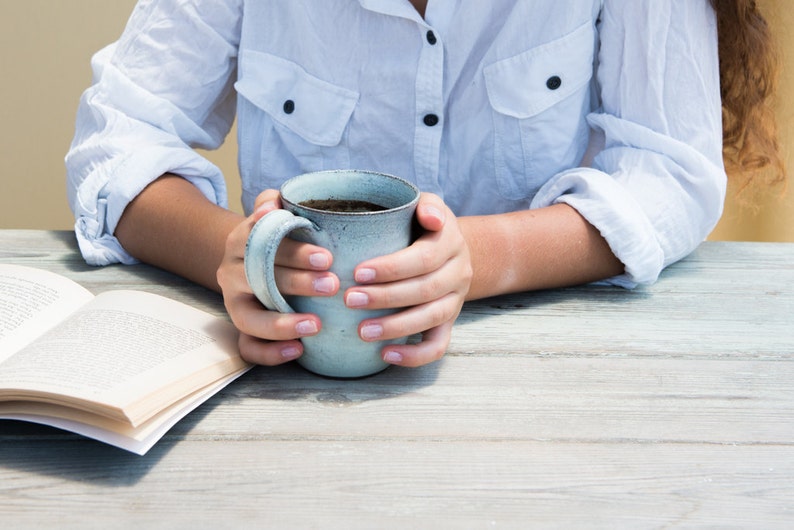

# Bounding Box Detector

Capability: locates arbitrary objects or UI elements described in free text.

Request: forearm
[114,174,244,292]
[460,203,624,300]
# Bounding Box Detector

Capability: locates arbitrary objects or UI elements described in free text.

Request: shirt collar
[357,0,425,23]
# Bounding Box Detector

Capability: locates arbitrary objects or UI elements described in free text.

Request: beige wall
[0,1,242,230]
[1,1,791,241]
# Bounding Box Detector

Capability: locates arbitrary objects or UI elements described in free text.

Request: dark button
[426,30,437,45]
[423,113,439,127]
[283,99,295,114]
[546,76,562,90]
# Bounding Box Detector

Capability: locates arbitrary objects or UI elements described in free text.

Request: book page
[0,367,250,455]
[0,289,246,424]
[0,264,94,363]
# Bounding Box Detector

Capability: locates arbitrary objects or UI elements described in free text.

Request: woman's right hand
[216,189,339,365]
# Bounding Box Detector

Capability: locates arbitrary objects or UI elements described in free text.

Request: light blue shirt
[66,0,726,287]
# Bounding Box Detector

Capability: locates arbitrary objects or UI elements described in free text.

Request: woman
[66,0,782,368]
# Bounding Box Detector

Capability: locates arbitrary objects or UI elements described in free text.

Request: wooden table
[1,230,793,528]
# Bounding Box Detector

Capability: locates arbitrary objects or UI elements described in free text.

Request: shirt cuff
[530,167,665,288]
[72,145,227,266]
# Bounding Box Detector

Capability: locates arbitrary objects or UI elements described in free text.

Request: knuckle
[428,344,446,362]
[419,248,438,270]
[238,336,287,366]
[270,314,299,338]
[418,277,442,301]
[389,318,413,340]
[216,267,228,290]
[232,303,294,341]
[274,268,302,295]
[380,260,401,280]
[425,296,456,327]
[237,335,268,365]
[422,334,450,363]
[427,305,448,327]
[462,260,474,284]
[231,306,259,336]
[375,289,393,308]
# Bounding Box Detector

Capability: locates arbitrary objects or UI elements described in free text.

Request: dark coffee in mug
[299,199,388,213]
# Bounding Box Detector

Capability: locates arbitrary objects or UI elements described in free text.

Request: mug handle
[244,209,319,313]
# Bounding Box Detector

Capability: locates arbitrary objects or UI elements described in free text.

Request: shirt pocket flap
[484,22,595,119]
[235,50,359,146]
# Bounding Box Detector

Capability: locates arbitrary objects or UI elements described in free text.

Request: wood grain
[1,231,793,528]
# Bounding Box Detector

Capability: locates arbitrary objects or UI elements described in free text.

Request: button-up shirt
[66,0,726,287]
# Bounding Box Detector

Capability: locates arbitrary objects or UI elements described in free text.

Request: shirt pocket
[484,22,595,200]
[234,49,360,186]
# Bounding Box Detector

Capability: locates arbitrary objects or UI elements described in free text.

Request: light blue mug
[244,170,420,378]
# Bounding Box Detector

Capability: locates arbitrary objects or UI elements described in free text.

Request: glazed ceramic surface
[245,170,419,378]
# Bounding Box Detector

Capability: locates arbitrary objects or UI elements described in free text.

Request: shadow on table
[0,359,441,485]
[457,283,652,326]
[0,400,217,486]
[204,353,443,406]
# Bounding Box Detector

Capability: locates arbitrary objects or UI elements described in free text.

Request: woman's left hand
[344,192,473,367]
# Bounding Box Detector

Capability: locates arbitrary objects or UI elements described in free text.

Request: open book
[0,264,251,455]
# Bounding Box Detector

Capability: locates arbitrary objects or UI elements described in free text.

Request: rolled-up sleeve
[65,0,243,265]
[531,0,726,287]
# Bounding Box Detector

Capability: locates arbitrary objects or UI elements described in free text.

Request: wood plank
[2,232,793,527]
[4,356,791,445]
[1,440,792,527]
[169,356,794,445]
[455,242,794,360]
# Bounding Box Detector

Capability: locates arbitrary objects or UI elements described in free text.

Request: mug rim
[280,169,420,216]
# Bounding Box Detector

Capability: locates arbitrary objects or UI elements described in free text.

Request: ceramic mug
[244,169,420,378]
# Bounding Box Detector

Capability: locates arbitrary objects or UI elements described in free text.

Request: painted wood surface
[1,231,793,528]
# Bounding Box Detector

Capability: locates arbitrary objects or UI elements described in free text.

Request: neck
[409,0,427,18]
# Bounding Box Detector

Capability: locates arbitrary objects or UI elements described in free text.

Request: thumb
[252,189,282,221]
[416,192,447,232]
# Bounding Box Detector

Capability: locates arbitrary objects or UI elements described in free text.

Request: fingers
[344,192,470,369]
[346,225,471,311]
[227,294,319,339]
[250,190,335,272]
[218,191,338,367]
[237,334,304,365]
[345,243,469,309]
[273,237,333,273]
[351,234,447,287]
[229,191,464,370]
[344,267,448,310]
[353,193,463,286]
[227,294,322,366]
[219,221,336,300]
[380,321,454,368]
[357,291,461,343]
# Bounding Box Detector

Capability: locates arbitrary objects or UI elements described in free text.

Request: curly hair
[711,0,786,196]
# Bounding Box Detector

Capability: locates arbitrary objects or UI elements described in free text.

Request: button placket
[413,25,445,194]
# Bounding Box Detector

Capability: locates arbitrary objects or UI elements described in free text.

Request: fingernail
[360,324,383,340]
[383,351,403,363]
[355,268,376,283]
[281,346,302,360]
[296,320,318,336]
[313,276,335,294]
[345,291,369,307]
[425,204,445,222]
[309,252,330,269]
